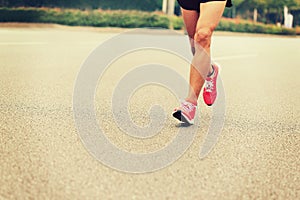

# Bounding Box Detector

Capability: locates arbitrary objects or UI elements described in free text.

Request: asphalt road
[0,24,299,199]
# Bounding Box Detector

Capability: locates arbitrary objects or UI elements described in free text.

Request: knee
[189,37,196,55]
[194,27,213,48]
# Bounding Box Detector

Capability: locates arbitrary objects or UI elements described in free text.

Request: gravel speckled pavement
[0,24,299,199]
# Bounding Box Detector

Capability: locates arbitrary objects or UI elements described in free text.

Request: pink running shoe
[203,63,220,106]
[172,100,197,124]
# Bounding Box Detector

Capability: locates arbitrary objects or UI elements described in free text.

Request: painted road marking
[215,54,258,61]
[0,42,47,45]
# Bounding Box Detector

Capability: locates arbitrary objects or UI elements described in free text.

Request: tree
[234,0,300,23]
[237,0,267,11]
[235,0,268,22]
[266,0,298,23]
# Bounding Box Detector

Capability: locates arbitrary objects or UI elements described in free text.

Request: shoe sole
[172,110,194,125]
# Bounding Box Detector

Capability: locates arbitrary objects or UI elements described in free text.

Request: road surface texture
[1,23,299,199]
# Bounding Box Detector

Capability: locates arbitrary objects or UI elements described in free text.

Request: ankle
[185,98,198,106]
[207,65,215,77]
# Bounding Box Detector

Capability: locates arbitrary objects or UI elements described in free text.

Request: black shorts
[177,0,232,12]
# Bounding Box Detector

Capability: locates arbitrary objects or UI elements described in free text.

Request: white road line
[215,54,258,61]
[0,42,47,45]
[0,42,98,45]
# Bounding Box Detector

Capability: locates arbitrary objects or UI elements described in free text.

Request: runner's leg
[181,8,199,55]
[186,1,226,104]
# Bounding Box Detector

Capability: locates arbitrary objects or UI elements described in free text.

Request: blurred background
[0,0,300,35]
[1,1,299,200]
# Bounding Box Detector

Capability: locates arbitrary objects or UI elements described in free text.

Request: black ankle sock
[207,65,214,77]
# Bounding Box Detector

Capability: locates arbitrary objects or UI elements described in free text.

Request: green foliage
[2,0,300,26]
[0,7,170,28]
[235,0,299,9]
[170,15,184,30]
[0,7,297,35]
[0,0,163,11]
[266,0,298,9]
[234,0,300,25]
[216,18,296,35]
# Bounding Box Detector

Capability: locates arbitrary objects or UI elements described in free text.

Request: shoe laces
[181,100,195,112]
[205,78,214,93]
